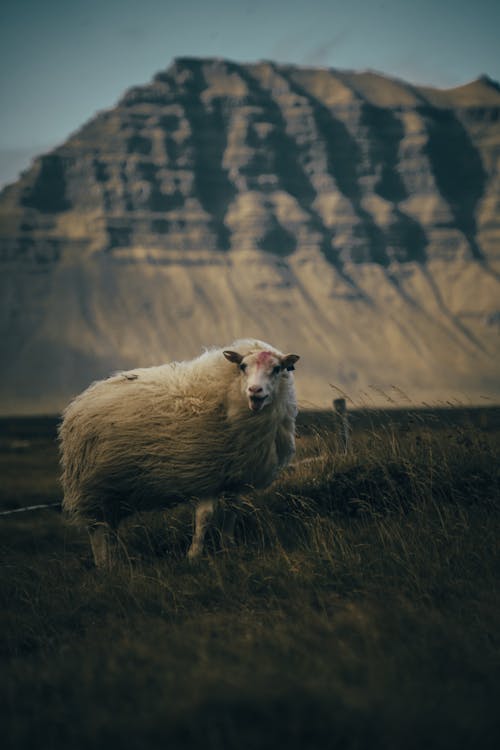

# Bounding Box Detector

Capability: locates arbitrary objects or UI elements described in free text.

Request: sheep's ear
[281,354,300,371]
[223,350,244,365]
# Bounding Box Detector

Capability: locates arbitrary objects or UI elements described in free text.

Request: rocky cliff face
[1,58,499,413]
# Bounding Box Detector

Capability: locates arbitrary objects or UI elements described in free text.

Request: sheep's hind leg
[220,501,238,550]
[187,499,216,561]
[88,522,118,568]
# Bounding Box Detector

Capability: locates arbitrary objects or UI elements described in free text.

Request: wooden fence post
[333,398,350,454]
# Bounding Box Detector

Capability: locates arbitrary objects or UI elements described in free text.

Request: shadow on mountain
[93,159,109,183]
[126,135,152,156]
[21,155,70,213]
[224,62,373,301]
[225,63,330,250]
[226,62,374,303]
[259,224,296,256]
[284,70,429,265]
[106,223,132,249]
[137,161,184,213]
[385,211,428,264]
[169,60,237,251]
[282,71,391,266]
[362,104,408,203]
[226,63,317,200]
[423,106,487,260]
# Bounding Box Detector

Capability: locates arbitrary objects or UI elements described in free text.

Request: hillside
[1,58,499,413]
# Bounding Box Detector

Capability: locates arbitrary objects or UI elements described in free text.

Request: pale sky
[1,0,499,187]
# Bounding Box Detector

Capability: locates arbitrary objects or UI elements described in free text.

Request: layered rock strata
[1,58,499,412]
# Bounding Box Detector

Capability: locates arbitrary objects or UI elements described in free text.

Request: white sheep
[59,339,299,567]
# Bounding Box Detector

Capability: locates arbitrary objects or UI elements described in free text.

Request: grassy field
[1,408,499,749]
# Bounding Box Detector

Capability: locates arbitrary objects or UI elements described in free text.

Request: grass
[1,409,499,749]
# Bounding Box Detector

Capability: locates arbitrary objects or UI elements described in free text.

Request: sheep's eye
[272,365,282,375]
[239,363,247,373]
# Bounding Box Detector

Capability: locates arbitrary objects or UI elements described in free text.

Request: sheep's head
[223,349,300,413]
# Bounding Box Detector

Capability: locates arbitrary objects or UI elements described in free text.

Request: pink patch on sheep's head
[255,350,274,367]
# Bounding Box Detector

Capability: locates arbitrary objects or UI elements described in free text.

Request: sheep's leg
[221,505,237,549]
[88,522,117,568]
[187,499,216,560]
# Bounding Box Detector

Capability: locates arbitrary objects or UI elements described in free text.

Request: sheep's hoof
[187,544,203,562]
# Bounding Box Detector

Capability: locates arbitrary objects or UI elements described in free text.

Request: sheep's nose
[248,385,263,394]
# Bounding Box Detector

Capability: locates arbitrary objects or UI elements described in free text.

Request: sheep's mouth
[248,395,268,412]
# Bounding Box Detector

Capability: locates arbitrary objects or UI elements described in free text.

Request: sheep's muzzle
[249,394,268,412]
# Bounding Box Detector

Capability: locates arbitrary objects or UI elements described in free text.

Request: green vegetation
[1,410,499,749]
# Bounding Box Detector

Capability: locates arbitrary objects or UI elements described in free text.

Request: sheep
[59,339,300,567]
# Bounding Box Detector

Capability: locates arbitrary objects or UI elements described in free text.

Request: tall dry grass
[1,410,499,749]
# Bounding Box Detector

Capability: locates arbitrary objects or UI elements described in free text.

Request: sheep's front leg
[88,522,118,568]
[187,499,216,560]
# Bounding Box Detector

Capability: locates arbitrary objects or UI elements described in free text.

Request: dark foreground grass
[1,410,499,749]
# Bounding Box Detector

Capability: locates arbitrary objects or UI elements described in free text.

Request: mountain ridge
[0,58,499,413]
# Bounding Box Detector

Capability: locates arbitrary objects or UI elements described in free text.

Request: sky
[1,0,499,187]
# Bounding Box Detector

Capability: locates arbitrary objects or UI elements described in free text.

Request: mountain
[1,58,499,414]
